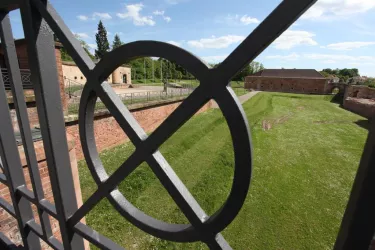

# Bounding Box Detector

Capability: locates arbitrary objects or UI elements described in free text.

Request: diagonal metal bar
[70,84,211,226]
[0,11,53,240]
[20,1,84,248]
[68,148,144,227]
[30,0,95,76]
[95,82,232,245]
[95,82,148,146]
[74,222,124,250]
[215,0,317,82]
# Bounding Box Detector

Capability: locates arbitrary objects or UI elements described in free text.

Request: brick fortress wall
[67,100,213,159]
[244,76,330,94]
[343,85,375,119]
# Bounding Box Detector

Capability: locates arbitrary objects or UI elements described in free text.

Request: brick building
[245,69,331,94]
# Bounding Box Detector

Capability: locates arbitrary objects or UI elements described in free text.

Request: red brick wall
[244,76,329,94]
[67,100,213,159]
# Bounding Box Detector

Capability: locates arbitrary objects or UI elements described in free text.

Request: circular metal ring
[79,41,252,242]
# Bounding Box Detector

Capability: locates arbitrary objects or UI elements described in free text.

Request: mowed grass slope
[78,92,368,249]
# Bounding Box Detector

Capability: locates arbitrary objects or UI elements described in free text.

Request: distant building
[62,61,131,86]
[245,69,332,94]
[0,38,132,89]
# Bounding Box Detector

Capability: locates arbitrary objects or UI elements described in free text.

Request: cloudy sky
[8,0,375,76]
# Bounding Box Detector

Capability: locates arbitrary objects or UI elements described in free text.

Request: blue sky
[8,0,375,76]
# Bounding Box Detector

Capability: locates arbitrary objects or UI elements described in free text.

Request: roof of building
[250,69,325,79]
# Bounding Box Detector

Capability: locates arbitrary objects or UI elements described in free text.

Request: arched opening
[123,74,127,84]
[331,87,340,94]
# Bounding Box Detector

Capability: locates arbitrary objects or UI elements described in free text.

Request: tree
[95,20,110,59]
[58,34,95,61]
[112,34,123,50]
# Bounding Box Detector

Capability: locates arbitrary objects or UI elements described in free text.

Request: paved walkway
[212,91,260,108]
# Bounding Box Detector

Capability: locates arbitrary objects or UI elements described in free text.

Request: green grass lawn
[78,92,368,249]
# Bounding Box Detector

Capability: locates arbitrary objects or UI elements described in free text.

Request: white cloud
[167,41,181,47]
[77,12,112,21]
[302,0,375,20]
[240,15,260,25]
[221,14,260,26]
[165,0,187,4]
[93,12,112,20]
[188,35,245,49]
[153,10,171,23]
[201,55,228,63]
[322,60,336,64]
[153,10,164,15]
[77,15,89,21]
[325,41,375,50]
[163,16,172,23]
[273,30,318,49]
[74,32,90,39]
[266,53,300,61]
[304,53,375,63]
[117,3,155,26]
[88,44,97,49]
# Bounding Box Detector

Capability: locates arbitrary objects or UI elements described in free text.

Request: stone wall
[344,85,375,100]
[0,135,84,249]
[66,99,213,159]
[244,76,330,94]
[343,85,375,119]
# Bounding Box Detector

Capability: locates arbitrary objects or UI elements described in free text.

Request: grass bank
[78,92,368,249]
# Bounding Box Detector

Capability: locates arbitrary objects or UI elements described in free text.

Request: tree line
[60,20,264,83]
[319,68,360,83]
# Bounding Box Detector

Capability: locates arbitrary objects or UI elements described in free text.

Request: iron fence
[67,88,193,115]
[0,0,374,249]
[1,69,32,90]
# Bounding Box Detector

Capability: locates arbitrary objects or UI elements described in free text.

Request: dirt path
[212,91,260,108]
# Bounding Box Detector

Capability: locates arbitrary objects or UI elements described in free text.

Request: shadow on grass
[330,93,344,105]
[354,119,370,130]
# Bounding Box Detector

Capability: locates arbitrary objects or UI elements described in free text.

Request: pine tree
[95,20,110,59]
[112,34,123,50]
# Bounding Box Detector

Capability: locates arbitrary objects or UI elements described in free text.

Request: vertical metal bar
[334,118,375,250]
[20,1,84,249]
[0,22,41,250]
[0,11,53,240]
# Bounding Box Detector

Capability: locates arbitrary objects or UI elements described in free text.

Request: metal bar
[0,11,53,240]
[27,220,64,250]
[215,0,316,82]
[0,37,41,250]
[0,197,16,217]
[0,172,7,184]
[30,0,95,77]
[334,119,375,250]
[20,1,85,249]
[17,185,58,217]
[74,222,124,250]
[96,84,219,242]
[69,85,210,226]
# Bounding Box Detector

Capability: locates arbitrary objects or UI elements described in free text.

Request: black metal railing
[1,69,33,90]
[0,0,374,249]
[67,88,193,115]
